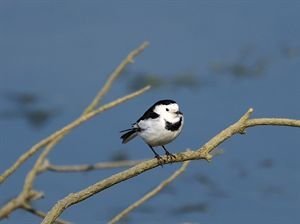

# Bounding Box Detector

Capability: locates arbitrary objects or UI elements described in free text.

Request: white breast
[137,116,183,147]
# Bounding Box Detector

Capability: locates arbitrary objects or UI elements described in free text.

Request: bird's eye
[166,108,169,112]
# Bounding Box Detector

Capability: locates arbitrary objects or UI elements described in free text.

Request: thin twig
[41,108,300,224]
[108,161,190,224]
[83,41,149,114]
[0,85,150,184]
[23,138,63,194]
[45,160,143,172]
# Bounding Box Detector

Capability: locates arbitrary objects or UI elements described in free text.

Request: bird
[120,99,184,162]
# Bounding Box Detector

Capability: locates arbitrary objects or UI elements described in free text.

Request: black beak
[176,111,183,115]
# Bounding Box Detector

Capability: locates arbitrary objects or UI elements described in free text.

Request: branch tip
[204,153,213,162]
[141,41,150,47]
[239,107,254,124]
[245,107,254,118]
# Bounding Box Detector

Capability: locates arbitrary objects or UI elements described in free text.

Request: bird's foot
[165,151,176,161]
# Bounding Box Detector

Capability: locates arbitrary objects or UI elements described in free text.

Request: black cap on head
[153,99,176,106]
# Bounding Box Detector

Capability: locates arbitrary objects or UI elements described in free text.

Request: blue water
[1,1,300,223]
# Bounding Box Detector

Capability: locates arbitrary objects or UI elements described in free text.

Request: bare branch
[108,161,190,224]
[246,118,300,127]
[0,85,150,184]
[41,108,300,224]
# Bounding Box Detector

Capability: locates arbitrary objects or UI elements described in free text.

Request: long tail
[120,128,138,144]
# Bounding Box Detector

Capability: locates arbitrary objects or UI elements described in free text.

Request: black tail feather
[120,129,138,144]
[120,128,133,133]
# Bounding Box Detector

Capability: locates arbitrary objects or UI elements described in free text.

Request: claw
[161,145,176,161]
[155,154,165,167]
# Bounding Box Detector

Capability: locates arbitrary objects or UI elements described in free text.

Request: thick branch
[41,108,300,223]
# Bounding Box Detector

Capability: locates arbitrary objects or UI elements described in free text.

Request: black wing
[136,106,159,123]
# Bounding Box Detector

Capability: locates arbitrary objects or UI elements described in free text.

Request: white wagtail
[120,99,184,161]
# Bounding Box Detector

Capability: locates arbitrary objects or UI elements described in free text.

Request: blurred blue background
[1,1,300,223]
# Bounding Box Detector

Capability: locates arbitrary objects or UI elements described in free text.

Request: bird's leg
[162,145,176,160]
[148,144,164,165]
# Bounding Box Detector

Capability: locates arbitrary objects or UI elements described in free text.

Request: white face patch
[154,103,180,121]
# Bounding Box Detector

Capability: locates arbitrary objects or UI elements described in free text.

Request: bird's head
[153,99,183,121]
